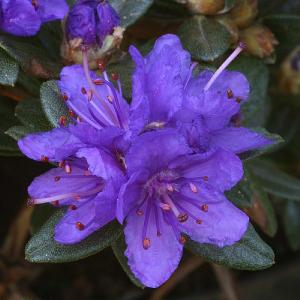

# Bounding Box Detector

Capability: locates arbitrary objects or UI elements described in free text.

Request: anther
[227,89,234,99]
[136,209,144,216]
[75,222,85,231]
[167,184,174,193]
[65,164,72,174]
[177,213,189,223]
[107,95,113,103]
[143,238,151,250]
[160,203,171,211]
[31,0,38,9]
[97,61,105,72]
[59,161,65,168]
[81,87,87,94]
[203,176,209,181]
[69,204,77,210]
[179,235,187,245]
[196,219,203,224]
[41,155,49,163]
[68,110,76,118]
[111,73,119,81]
[74,195,81,200]
[93,79,104,85]
[87,90,93,101]
[54,176,61,182]
[61,93,68,101]
[201,204,208,212]
[189,183,198,193]
[59,116,67,126]
[236,97,242,104]
[51,200,60,206]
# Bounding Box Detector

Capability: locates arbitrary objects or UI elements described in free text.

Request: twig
[149,256,204,300]
[212,264,239,300]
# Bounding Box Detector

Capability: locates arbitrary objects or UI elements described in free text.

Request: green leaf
[0,36,61,78]
[111,0,154,27]
[186,224,275,270]
[0,48,19,86]
[226,170,253,209]
[264,15,300,61]
[249,159,300,201]
[179,16,231,62]
[16,98,53,132]
[112,233,145,289]
[283,200,300,251]
[6,125,36,141]
[26,209,122,263]
[17,69,41,96]
[40,80,69,127]
[239,128,284,161]
[31,205,57,235]
[229,56,270,127]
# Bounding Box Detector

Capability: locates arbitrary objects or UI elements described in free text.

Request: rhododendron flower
[66,0,120,47]
[0,0,69,36]
[117,130,249,287]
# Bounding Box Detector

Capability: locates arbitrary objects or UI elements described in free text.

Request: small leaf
[239,128,284,161]
[229,56,270,127]
[186,224,275,270]
[0,48,19,86]
[6,125,36,141]
[179,16,231,62]
[112,233,145,289]
[26,209,122,263]
[249,159,300,201]
[0,36,61,78]
[111,0,154,28]
[283,200,300,251]
[17,69,41,97]
[16,98,53,132]
[40,80,69,127]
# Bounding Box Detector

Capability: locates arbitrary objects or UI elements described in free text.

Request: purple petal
[76,147,122,179]
[124,208,183,288]
[129,34,191,123]
[170,149,243,192]
[28,165,102,204]
[116,170,149,223]
[1,0,41,36]
[126,129,190,175]
[18,127,84,162]
[37,0,69,23]
[177,192,249,247]
[211,127,273,154]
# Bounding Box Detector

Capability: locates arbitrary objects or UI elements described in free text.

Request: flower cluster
[0,0,68,36]
[19,32,273,288]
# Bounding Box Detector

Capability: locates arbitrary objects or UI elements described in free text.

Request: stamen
[61,93,68,101]
[52,200,60,206]
[159,203,171,211]
[236,97,242,104]
[204,43,246,91]
[154,206,162,237]
[59,116,67,126]
[69,204,77,210]
[179,235,187,245]
[136,209,144,216]
[143,238,151,250]
[31,0,38,9]
[75,222,85,231]
[81,87,87,94]
[65,164,72,174]
[97,61,105,72]
[177,213,188,223]
[189,183,198,193]
[167,184,174,193]
[142,198,152,250]
[201,204,209,212]
[227,89,234,99]
[203,176,209,181]
[111,72,119,81]
[41,155,49,163]
[54,176,61,182]
[68,110,76,118]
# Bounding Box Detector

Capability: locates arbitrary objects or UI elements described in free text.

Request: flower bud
[240,24,278,58]
[229,0,258,29]
[66,0,120,47]
[186,0,225,15]
[280,47,300,95]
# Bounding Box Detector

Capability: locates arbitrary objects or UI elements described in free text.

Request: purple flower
[117,129,249,287]
[130,36,273,155]
[0,0,69,36]
[18,63,131,244]
[66,0,120,47]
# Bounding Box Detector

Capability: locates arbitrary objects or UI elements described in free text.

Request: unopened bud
[186,0,225,15]
[240,24,278,58]
[280,47,300,95]
[229,0,258,29]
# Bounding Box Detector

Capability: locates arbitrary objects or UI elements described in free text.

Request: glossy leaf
[26,209,122,263]
[186,224,275,270]
[179,16,231,62]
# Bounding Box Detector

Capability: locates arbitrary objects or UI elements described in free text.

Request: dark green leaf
[229,56,270,127]
[111,0,154,27]
[26,209,122,263]
[186,224,275,270]
[0,36,61,78]
[40,80,69,127]
[16,98,53,132]
[0,48,19,86]
[249,159,300,201]
[17,69,41,96]
[283,200,300,251]
[179,16,231,62]
[239,128,284,161]
[112,233,145,289]
[31,205,57,235]
[264,15,300,61]
[6,125,36,141]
